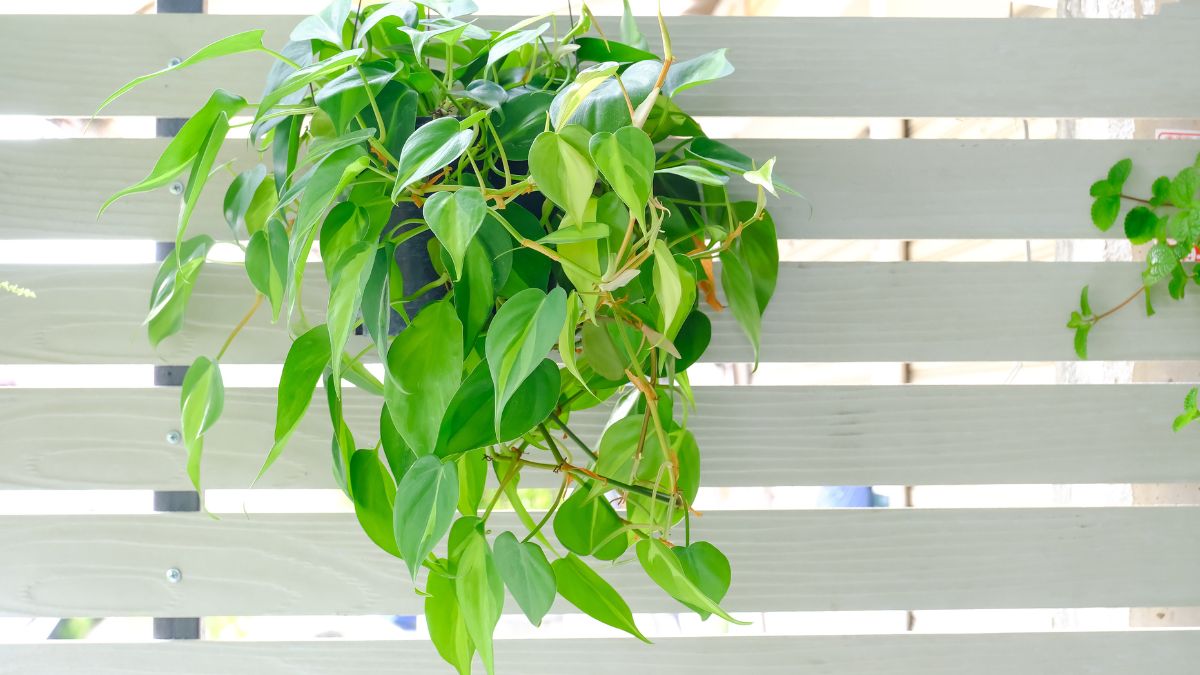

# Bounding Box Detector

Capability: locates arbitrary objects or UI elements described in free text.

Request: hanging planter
[98,1,791,671]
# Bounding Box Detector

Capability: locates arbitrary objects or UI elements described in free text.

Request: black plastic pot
[386,201,446,335]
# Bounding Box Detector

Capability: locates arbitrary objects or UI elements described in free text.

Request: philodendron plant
[1070,154,1200,431]
[100,1,786,671]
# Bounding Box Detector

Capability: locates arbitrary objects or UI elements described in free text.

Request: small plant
[1070,154,1200,431]
[100,1,787,671]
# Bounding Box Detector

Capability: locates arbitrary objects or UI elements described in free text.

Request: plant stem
[1093,286,1146,323]
[481,452,523,522]
[216,294,263,361]
[548,412,598,461]
[539,423,568,465]
[522,475,570,543]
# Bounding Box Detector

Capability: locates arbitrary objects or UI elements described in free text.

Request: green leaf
[349,449,400,557]
[672,541,731,620]
[260,324,331,479]
[461,79,507,109]
[394,455,459,578]
[314,62,396,133]
[663,49,734,97]
[392,117,475,194]
[1073,323,1091,360]
[176,112,230,243]
[1143,242,1180,287]
[425,187,486,280]
[452,239,495,350]
[1172,409,1197,432]
[636,538,748,624]
[719,247,763,366]
[589,127,655,218]
[96,33,265,114]
[1151,176,1172,207]
[574,36,657,64]
[354,1,419,47]
[742,157,778,198]
[486,24,548,71]
[386,300,464,456]
[529,130,597,226]
[1107,158,1133,187]
[553,486,629,560]
[255,49,365,131]
[552,553,650,642]
[653,239,684,336]
[495,91,554,161]
[290,0,351,46]
[100,90,246,216]
[360,244,393,363]
[493,531,556,626]
[436,359,560,458]
[457,450,488,517]
[454,526,503,675]
[564,61,660,135]
[327,241,377,377]
[485,287,568,436]
[655,164,729,187]
[549,62,620,131]
[1080,285,1092,317]
[1091,195,1121,231]
[674,310,711,370]
[733,202,779,312]
[146,235,213,348]
[244,220,289,321]
[1171,167,1200,209]
[620,0,648,49]
[224,165,270,236]
[559,291,588,390]
[426,570,475,675]
[180,356,224,493]
[380,405,417,481]
[581,320,630,381]
[538,221,610,245]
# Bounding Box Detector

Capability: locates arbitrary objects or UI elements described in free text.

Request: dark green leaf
[719,246,762,366]
[560,60,659,134]
[552,553,649,642]
[452,239,494,350]
[495,91,553,161]
[180,356,224,493]
[394,455,459,578]
[380,406,417,482]
[574,36,658,64]
[1123,206,1157,245]
[361,244,393,363]
[674,310,711,370]
[485,288,567,435]
[349,449,400,557]
[386,300,464,455]
[436,358,559,458]
[260,324,331,479]
[392,117,475,194]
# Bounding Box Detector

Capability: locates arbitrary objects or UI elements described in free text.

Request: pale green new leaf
[653,239,683,337]
[177,111,230,244]
[655,164,728,186]
[549,62,619,131]
[180,356,224,493]
[484,287,567,436]
[386,301,464,455]
[552,554,650,642]
[528,130,596,226]
[454,528,504,675]
[425,187,486,280]
[493,532,556,626]
[260,324,331,480]
[636,538,748,624]
[742,157,778,197]
[486,23,549,71]
[620,0,648,49]
[589,127,655,219]
[537,221,609,245]
[290,0,351,46]
[394,455,458,579]
[426,570,475,675]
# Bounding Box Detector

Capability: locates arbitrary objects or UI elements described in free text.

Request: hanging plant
[1069,153,1200,430]
[100,1,789,671]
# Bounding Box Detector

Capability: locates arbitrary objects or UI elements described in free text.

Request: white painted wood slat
[0,262,1193,364]
[4,139,1192,241]
[1,385,1198,491]
[4,632,1200,675]
[2,16,1198,117]
[2,508,1197,617]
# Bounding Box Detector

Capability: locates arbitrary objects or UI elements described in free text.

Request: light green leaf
[655,164,729,186]
[1091,195,1120,231]
[732,202,779,312]
[662,49,734,97]
[461,79,507,109]
[100,90,246,216]
[528,130,597,226]
[386,300,464,455]
[538,221,610,245]
[742,157,778,197]
[244,219,289,321]
[559,291,589,391]
[553,486,629,560]
[620,0,648,49]
[1143,242,1180,287]
[719,246,762,366]
[147,235,213,348]
[653,239,683,338]
[224,165,270,236]
[96,33,265,115]
[1171,167,1199,209]
[486,23,549,71]
[255,49,365,127]
[392,117,475,194]
[394,455,459,578]
[672,541,732,620]
[176,111,230,244]
[454,527,504,675]
[180,356,224,493]
[564,60,660,134]
[414,0,478,18]
[552,554,650,642]
[636,538,748,624]
[354,1,418,46]
[485,287,568,436]
[426,570,475,675]
[589,127,655,218]
[290,0,351,46]
[314,62,397,133]
[493,531,556,626]
[327,241,377,377]
[260,324,331,480]
[425,187,486,280]
[549,62,619,131]
[456,450,487,517]
[349,449,400,557]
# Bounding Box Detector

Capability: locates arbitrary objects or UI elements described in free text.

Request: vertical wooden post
[151,0,204,643]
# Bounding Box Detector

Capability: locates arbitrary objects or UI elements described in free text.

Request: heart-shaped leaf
[549,62,619,130]
[485,287,568,435]
[636,538,748,624]
[671,541,731,620]
[392,117,475,194]
[528,131,596,226]
[290,0,351,46]
[385,300,464,456]
[495,91,553,161]
[494,531,556,626]
[394,455,459,578]
[553,486,629,560]
[453,525,503,675]
[662,49,734,97]
[146,235,213,348]
[436,358,560,458]
[244,219,289,321]
[425,570,475,675]
[589,127,655,218]
[425,187,486,279]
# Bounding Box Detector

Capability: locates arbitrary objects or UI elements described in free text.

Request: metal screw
[165,567,182,583]
[165,430,182,445]
[168,181,184,196]
[167,57,182,68]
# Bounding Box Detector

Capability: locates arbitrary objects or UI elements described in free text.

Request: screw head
[168,181,184,196]
[167,57,182,68]
[165,430,182,445]
[165,567,182,583]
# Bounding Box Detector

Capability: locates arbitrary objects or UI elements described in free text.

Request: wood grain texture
[3,15,1200,117]
[2,508,1198,616]
[4,139,1191,241]
[5,632,1200,675]
[2,262,1197,364]
[2,385,1199,490]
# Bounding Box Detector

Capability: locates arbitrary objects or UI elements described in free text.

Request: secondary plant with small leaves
[101,2,787,672]
[1070,155,1200,431]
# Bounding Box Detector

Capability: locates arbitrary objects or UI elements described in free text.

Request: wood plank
[4,632,1200,675]
[5,139,1193,241]
[3,15,1200,117]
[1,508,1197,616]
[2,385,1199,490]
[1,262,1197,364]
